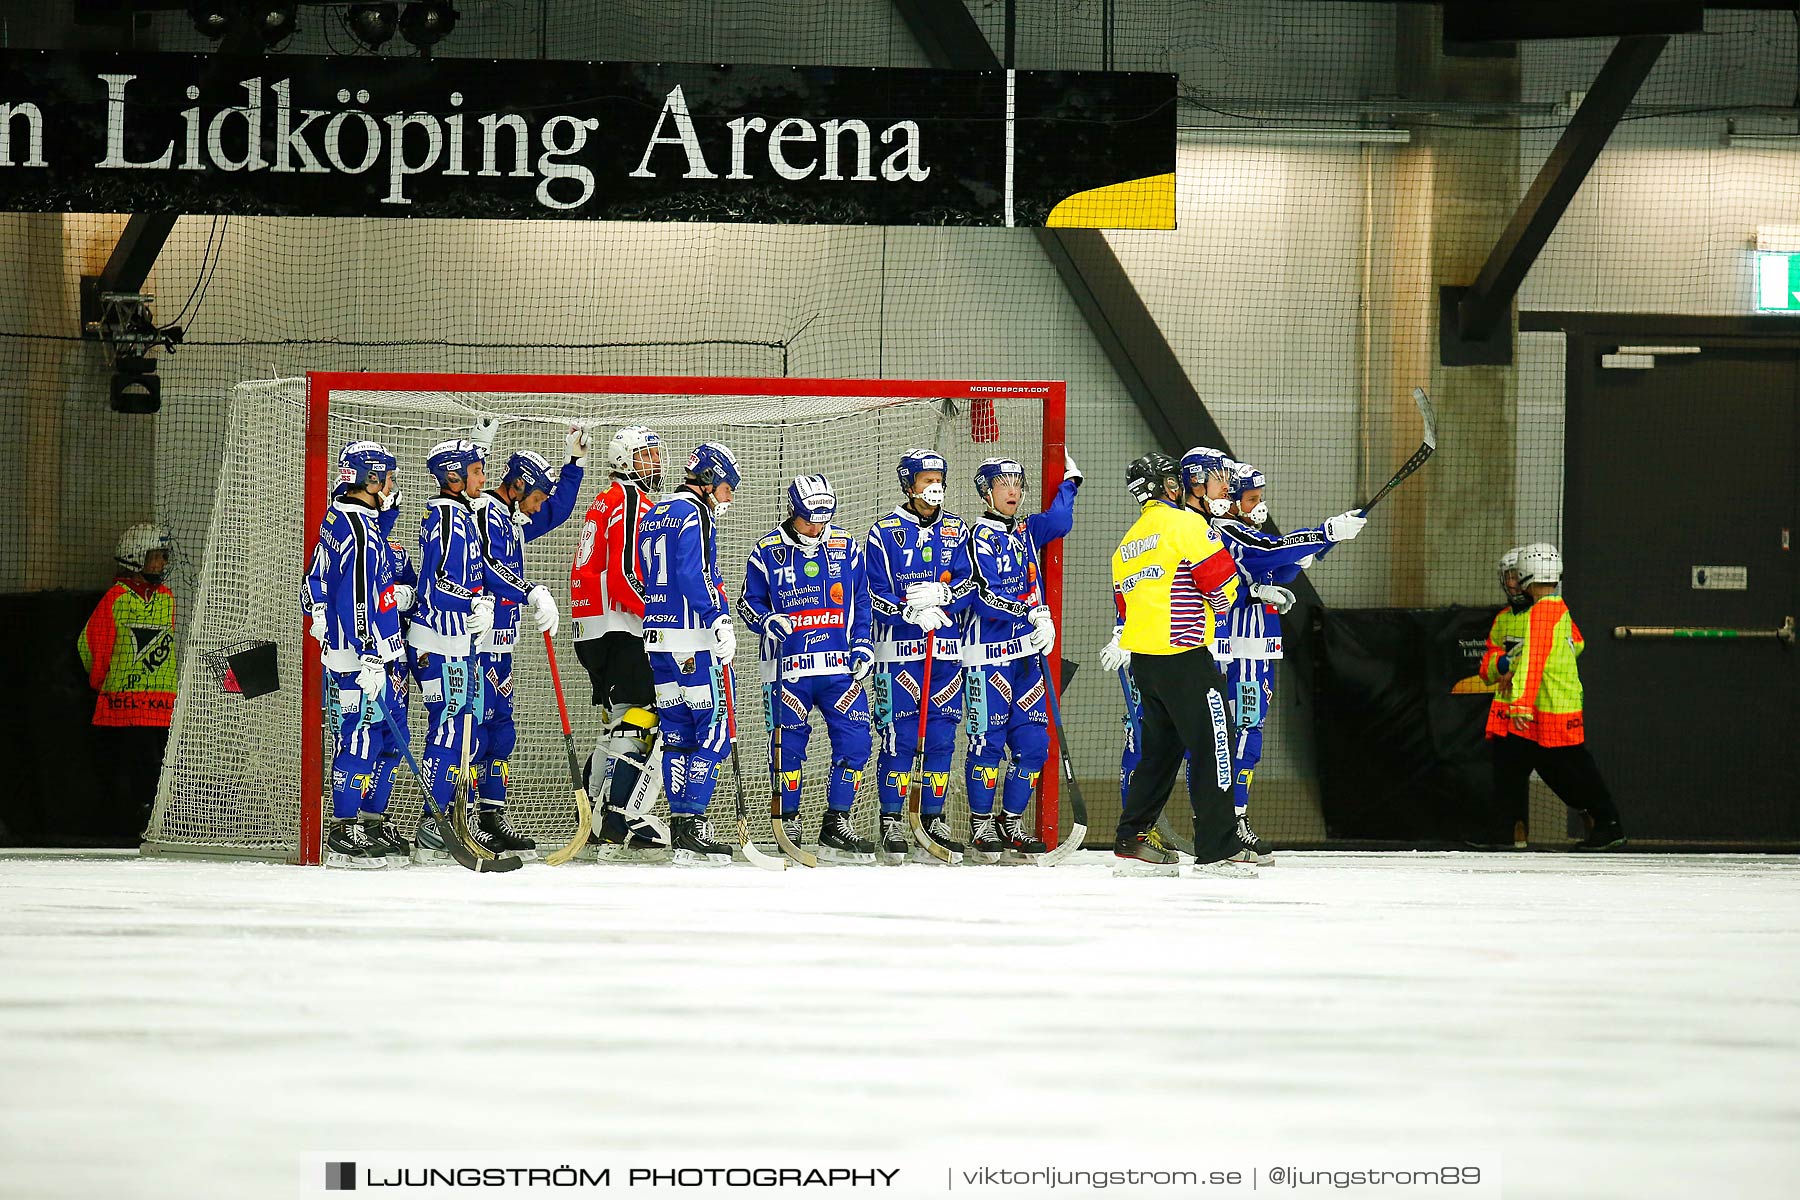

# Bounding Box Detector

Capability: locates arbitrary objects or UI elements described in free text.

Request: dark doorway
[1560,323,1799,845]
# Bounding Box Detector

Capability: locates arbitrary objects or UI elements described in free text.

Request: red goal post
[298,371,1068,866]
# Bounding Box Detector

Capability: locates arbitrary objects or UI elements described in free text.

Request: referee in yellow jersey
[1110,453,1255,878]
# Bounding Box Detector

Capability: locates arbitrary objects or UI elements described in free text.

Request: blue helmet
[426,439,485,489]
[787,474,837,524]
[686,442,741,489]
[973,457,1026,503]
[897,448,948,495]
[1180,446,1232,492]
[1229,462,1265,500]
[337,440,396,490]
[503,450,555,497]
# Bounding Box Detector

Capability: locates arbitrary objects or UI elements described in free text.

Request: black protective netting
[3,2,1795,850]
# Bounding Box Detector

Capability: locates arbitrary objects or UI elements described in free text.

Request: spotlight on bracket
[245,1,299,47]
[399,2,459,49]
[346,3,400,50]
[187,0,233,40]
[111,354,161,415]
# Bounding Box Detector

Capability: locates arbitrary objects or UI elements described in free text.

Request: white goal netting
[147,376,1051,860]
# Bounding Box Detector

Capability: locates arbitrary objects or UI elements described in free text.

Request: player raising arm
[739,475,877,863]
[638,443,742,866]
[460,427,585,860]
[1207,461,1364,863]
[960,452,1082,863]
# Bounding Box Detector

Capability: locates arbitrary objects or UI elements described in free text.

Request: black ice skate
[877,812,909,865]
[477,806,539,862]
[997,811,1047,863]
[1232,815,1274,865]
[670,814,732,866]
[594,807,673,864]
[1112,830,1179,877]
[965,813,1002,865]
[912,811,965,865]
[412,813,455,865]
[1573,812,1627,852]
[360,815,412,868]
[325,818,385,869]
[817,810,875,865]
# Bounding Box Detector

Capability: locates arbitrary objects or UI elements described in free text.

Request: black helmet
[1125,452,1180,504]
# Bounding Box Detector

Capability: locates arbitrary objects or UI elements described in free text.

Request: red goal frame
[300,371,1068,866]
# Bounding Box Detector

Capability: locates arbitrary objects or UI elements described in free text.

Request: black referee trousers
[1119,646,1240,863]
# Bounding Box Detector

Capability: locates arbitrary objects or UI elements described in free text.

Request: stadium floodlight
[187,0,233,39]
[399,1,459,49]
[245,1,299,46]
[346,3,399,50]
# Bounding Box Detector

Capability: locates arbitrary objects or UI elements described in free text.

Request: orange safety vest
[77,578,177,728]
[1478,595,1586,747]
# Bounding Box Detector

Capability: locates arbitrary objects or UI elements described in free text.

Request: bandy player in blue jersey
[960,452,1082,863]
[865,449,976,864]
[739,475,878,864]
[638,442,742,866]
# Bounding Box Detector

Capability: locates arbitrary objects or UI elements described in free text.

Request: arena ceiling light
[186,0,233,39]
[399,2,459,49]
[345,3,400,50]
[245,1,299,46]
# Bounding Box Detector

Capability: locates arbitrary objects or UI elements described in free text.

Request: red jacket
[570,478,653,640]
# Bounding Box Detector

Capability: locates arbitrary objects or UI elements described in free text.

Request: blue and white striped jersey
[303,497,405,671]
[408,494,486,656]
[638,489,728,654]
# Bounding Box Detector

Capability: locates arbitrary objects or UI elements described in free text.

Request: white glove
[1324,511,1368,543]
[1250,584,1296,615]
[849,647,875,682]
[1024,609,1056,657]
[466,595,495,637]
[565,426,589,462]
[1099,628,1130,672]
[1295,554,1317,570]
[469,415,500,452]
[1064,450,1084,483]
[710,615,737,666]
[391,583,416,614]
[355,654,386,698]
[762,613,794,641]
[903,597,954,627]
[526,584,559,636]
[307,603,329,645]
[904,580,952,608]
[380,487,401,512]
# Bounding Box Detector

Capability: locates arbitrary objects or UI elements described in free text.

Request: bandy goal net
[147,372,1066,864]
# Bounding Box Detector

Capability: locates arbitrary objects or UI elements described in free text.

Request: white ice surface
[2,852,1798,1200]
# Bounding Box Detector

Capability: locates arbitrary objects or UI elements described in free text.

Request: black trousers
[1492,735,1620,827]
[574,631,655,710]
[1119,647,1239,862]
[94,725,168,846]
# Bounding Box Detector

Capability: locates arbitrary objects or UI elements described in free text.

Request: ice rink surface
[3,850,1798,1200]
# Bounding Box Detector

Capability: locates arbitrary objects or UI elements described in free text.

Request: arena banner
[0,51,1174,229]
[1313,606,1509,845]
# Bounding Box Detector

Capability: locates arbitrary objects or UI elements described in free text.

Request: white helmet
[1516,542,1562,588]
[115,522,171,572]
[608,425,662,489]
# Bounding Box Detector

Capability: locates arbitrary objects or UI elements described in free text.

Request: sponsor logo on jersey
[827,535,848,549]
[378,586,397,612]
[878,517,902,528]
[1026,562,1036,583]
[1117,564,1165,592]
[891,528,905,547]
[772,546,787,567]
[574,520,597,567]
[829,582,843,605]
[921,545,934,562]
[803,560,820,577]
[789,608,846,630]
[760,533,782,549]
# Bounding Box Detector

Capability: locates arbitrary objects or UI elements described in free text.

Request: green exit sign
[1756,252,1800,312]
